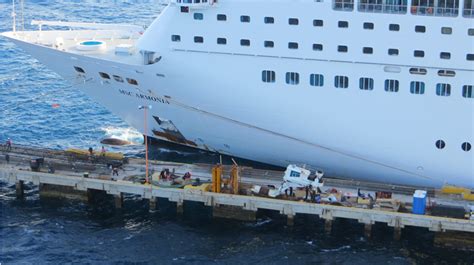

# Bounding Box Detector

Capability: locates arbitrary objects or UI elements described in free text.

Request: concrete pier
[212,205,257,222]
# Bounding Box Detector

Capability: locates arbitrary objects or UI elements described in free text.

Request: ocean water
[0,1,473,264]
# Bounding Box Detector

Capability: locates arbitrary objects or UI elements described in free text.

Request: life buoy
[427,7,433,14]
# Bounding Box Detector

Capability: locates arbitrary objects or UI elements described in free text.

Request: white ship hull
[2,0,473,188]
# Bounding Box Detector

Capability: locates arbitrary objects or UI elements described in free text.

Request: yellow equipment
[211,164,240,194]
[441,185,470,195]
[211,165,222,193]
[66,148,124,160]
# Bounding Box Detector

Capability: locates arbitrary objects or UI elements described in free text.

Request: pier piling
[114,193,123,209]
[149,197,157,211]
[364,223,372,238]
[15,180,24,198]
[324,219,333,234]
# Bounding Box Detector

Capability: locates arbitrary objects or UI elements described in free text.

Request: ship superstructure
[2,0,473,188]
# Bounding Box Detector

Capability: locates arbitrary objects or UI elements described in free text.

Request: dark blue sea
[1,1,473,264]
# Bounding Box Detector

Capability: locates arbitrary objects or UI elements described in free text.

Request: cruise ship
[2,0,473,188]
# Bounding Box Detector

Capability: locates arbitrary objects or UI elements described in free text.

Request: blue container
[413,190,427,215]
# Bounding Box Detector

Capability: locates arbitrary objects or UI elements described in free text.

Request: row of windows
[171,35,474,61]
[74,66,139,86]
[192,12,474,36]
[261,70,474,98]
[436,140,472,152]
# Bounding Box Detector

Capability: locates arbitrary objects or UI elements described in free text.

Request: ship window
[467,54,474,61]
[388,48,399,56]
[288,42,298,49]
[384,79,399,92]
[194,13,203,20]
[180,6,189,13]
[441,27,452,34]
[74,66,85,74]
[171,35,181,42]
[410,81,425,94]
[463,0,473,17]
[217,14,227,21]
[333,0,354,11]
[262,70,276,83]
[412,0,460,17]
[359,77,374,90]
[469,28,474,35]
[440,52,451,59]
[414,50,425,57]
[289,18,299,25]
[415,25,426,32]
[409,68,427,75]
[241,15,250,23]
[436,140,446,149]
[436,83,451,96]
[113,75,124,82]
[310,74,324,87]
[217,38,227,45]
[286,72,300,85]
[264,17,275,24]
[359,0,408,13]
[389,24,400,31]
[338,45,348,52]
[313,43,323,51]
[240,39,250,46]
[264,41,274,48]
[194,36,204,43]
[338,21,349,28]
[462,142,472,152]
[99,72,110,79]
[363,22,374,29]
[313,19,324,26]
[335,75,349,88]
[462,85,473,98]
[126,78,138,86]
[438,70,456,77]
[363,47,373,54]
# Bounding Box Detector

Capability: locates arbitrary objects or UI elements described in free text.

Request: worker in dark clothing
[112,167,119,177]
[6,138,12,151]
[305,185,310,201]
[5,154,10,164]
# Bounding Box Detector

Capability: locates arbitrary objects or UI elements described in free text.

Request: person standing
[6,138,12,151]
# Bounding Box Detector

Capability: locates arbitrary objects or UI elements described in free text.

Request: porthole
[436,140,446,149]
[74,66,85,74]
[126,78,138,86]
[113,75,124,82]
[217,14,227,21]
[461,142,471,152]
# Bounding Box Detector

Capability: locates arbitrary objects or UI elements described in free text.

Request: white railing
[173,0,215,9]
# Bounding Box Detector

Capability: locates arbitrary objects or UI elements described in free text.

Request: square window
[264,17,274,24]
[414,50,425,57]
[217,38,227,45]
[241,15,250,23]
[310,74,324,87]
[389,24,400,31]
[384,79,399,92]
[415,25,426,33]
[286,72,300,85]
[262,70,276,83]
[338,45,348,53]
[462,85,473,98]
[217,14,227,21]
[334,75,349,88]
[288,42,298,49]
[436,83,451,96]
[363,22,374,30]
[313,19,323,27]
[363,47,373,54]
[440,52,451,59]
[313,43,323,51]
[240,39,250,46]
[194,13,203,20]
[469,28,474,36]
[264,41,274,48]
[338,21,349,28]
[441,27,452,34]
[467,54,474,61]
[194,36,203,43]
[388,48,399,56]
[359,77,374,90]
[410,81,425,94]
[180,6,189,13]
[171,35,181,42]
[289,18,299,25]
